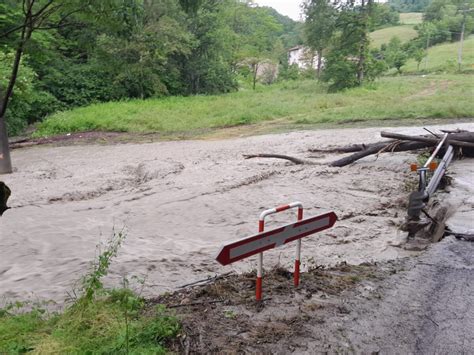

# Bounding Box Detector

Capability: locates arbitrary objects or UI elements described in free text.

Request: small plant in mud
[80,227,126,301]
[223,309,237,319]
[0,228,180,354]
[416,151,433,167]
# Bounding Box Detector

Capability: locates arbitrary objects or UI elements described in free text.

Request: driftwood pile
[244,129,474,167]
[245,128,474,247]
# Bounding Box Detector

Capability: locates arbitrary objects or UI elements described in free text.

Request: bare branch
[1,2,83,38]
[31,0,54,18]
[0,25,26,39]
[243,154,316,165]
[34,4,88,30]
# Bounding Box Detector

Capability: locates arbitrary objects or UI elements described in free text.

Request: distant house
[288,46,322,70]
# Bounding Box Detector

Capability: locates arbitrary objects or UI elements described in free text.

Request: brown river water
[1,123,472,304]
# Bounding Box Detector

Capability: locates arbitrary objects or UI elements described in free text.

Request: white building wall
[288,46,322,70]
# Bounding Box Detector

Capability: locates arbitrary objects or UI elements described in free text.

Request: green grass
[403,36,474,73]
[0,296,179,354]
[399,12,423,25]
[370,25,418,48]
[34,74,474,138]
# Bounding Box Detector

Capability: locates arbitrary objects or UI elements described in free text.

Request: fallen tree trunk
[244,130,474,168]
[329,141,432,167]
[380,131,474,148]
[308,143,387,154]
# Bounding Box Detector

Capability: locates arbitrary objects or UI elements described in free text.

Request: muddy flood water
[1,123,473,304]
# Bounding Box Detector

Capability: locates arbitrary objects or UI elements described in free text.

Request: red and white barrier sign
[215,202,337,301]
[216,212,337,266]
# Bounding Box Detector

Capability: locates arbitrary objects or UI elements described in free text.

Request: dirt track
[1,123,472,305]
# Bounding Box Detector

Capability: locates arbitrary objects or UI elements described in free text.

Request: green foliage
[260,6,303,49]
[384,37,409,73]
[0,51,61,136]
[0,305,52,354]
[180,0,238,94]
[413,17,450,49]
[304,0,337,53]
[410,46,427,70]
[389,0,433,13]
[412,0,474,49]
[34,74,474,137]
[230,1,286,88]
[369,3,400,30]
[278,64,300,81]
[319,2,383,90]
[322,53,359,91]
[80,229,126,301]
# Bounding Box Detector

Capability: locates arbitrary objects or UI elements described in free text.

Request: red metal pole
[294,207,303,287]
[256,220,265,301]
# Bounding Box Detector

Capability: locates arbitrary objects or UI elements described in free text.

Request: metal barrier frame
[409,133,455,220]
[256,201,303,301]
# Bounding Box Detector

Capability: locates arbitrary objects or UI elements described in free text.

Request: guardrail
[407,134,454,220]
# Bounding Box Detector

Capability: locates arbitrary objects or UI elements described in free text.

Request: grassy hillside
[403,36,474,73]
[370,25,418,48]
[399,12,423,25]
[34,74,474,138]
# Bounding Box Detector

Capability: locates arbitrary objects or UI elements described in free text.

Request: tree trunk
[252,63,259,90]
[317,49,323,79]
[380,131,474,148]
[0,3,33,174]
[357,0,372,86]
[0,115,12,174]
[357,49,365,85]
[330,141,432,167]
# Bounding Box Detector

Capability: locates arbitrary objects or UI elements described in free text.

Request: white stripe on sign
[229,217,330,259]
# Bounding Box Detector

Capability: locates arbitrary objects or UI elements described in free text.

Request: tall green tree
[1,0,62,174]
[423,0,474,42]
[230,1,283,89]
[0,0,120,174]
[322,0,383,91]
[303,0,337,77]
[384,36,408,73]
[179,0,237,94]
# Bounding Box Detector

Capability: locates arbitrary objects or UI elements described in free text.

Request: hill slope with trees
[0,0,301,137]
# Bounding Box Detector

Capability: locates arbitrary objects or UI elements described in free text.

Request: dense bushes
[0,52,63,135]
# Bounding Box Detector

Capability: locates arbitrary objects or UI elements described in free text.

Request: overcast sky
[255,0,305,21]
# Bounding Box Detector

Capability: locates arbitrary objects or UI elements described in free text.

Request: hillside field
[403,36,474,73]
[370,25,418,48]
[34,74,474,138]
[399,12,423,25]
